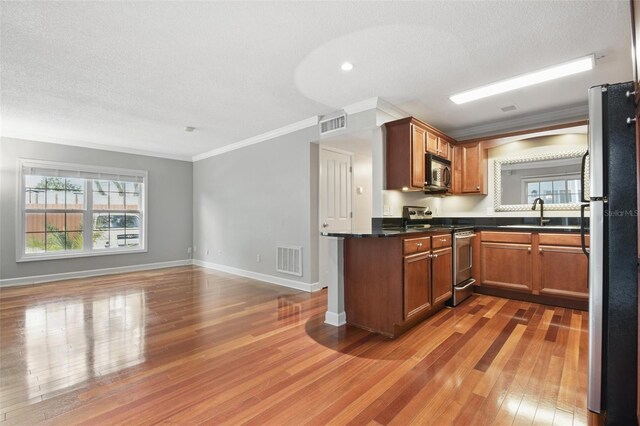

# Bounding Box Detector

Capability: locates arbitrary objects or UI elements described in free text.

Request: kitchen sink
[498,224,582,230]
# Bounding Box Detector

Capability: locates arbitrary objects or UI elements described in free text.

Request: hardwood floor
[0,266,589,425]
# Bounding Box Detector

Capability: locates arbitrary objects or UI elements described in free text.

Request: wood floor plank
[0,266,589,425]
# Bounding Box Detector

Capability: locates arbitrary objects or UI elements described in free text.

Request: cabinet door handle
[441,238,447,242]
[527,247,531,253]
[417,242,422,247]
[432,254,438,258]
[539,248,543,254]
[476,186,480,190]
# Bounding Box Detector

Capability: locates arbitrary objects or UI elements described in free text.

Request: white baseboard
[192,259,321,293]
[0,259,192,287]
[324,311,346,327]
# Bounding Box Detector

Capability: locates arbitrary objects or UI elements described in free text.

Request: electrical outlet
[218,249,222,256]
[256,254,261,262]
[206,249,210,255]
[187,247,192,254]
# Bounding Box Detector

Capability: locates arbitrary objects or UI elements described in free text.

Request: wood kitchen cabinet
[426,132,451,160]
[344,232,453,337]
[475,231,589,309]
[452,142,487,195]
[431,247,453,304]
[385,117,456,191]
[480,232,532,292]
[537,233,589,300]
[404,252,432,319]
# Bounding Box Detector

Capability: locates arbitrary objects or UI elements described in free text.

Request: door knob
[322,222,328,228]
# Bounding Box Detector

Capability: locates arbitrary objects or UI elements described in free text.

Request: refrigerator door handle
[580,151,590,203]
[588,200,604,414]
[588,86,605,198]
[580,203,589,258]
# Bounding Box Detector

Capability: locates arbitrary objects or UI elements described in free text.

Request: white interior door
[319,148,352,233]
[319,147,352,289]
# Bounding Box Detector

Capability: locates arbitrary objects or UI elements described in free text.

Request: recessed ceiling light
[341,62,354,72]
[449,54,594,105]
[184,126,196,132]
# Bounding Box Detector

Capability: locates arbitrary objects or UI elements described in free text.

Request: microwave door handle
[444,167,451,187]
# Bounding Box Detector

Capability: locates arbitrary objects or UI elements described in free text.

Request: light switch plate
[383,205,390,216]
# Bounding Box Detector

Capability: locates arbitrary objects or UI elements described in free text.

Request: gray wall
[0,137,193,280]
[192,127,319,285]
[192,109,378,287]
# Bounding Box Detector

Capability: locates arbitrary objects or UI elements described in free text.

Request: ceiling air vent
[500,105,517,112]
[319,114,347,135]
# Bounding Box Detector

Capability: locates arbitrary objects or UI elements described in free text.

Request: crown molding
[1,131,193,162]
[375,98,410,120]
[192,116,319,162]
[342,97,379,115]
[449,103,588,141]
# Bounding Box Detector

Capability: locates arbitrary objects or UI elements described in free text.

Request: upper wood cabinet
[411,125,426,189]
[426,132,450,160]
[385,117,456,191]
[452,142,487,195]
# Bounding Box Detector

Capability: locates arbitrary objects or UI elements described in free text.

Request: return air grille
[276,246,302,276]
[319,114,347,135]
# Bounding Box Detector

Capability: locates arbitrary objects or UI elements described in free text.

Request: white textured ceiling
[1,1,632,160]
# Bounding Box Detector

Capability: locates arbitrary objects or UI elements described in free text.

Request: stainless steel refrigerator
[584,81,638,424]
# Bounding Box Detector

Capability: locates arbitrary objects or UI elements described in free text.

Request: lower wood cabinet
[431,247,453,304]
[538,244,588,300]
[403,252,432,319]
[344,232,453,337]
[476,231,589,309]
[480,242,532,292]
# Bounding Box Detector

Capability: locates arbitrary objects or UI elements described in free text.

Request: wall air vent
[276,246,303,276]
[319,114,347,135]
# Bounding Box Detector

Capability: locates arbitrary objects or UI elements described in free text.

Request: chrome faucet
[531,198,551,226]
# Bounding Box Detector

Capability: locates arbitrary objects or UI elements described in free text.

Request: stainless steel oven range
[449,229,476,306]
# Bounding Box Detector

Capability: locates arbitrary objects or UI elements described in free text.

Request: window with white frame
[522,176,582,205]
[19,160,147,261]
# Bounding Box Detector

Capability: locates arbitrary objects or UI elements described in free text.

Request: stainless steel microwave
[424,153,451,192]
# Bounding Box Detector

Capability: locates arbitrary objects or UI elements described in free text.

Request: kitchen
[320,83,637,424]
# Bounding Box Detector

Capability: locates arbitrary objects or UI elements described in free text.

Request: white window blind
[21,161,145,183]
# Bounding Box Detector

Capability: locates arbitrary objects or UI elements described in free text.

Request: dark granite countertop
[473,225,586,233]
[322,216,588,238]
[321,227,453,238]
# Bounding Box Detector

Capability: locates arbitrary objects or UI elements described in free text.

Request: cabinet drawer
[480,231,531,244]
[538,233,589,247]
[431,234,452,248]
[404,237,431,254]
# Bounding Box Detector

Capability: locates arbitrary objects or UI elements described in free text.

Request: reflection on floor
[0,266,588,425]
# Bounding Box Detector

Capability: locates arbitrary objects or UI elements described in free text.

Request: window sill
[17,248,148,263]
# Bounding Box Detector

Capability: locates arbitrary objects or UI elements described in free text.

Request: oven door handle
[456,279,476,291]
[454,233,476,240]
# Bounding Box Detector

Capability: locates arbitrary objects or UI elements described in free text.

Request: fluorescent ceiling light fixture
[341,62,354,71]
[449,55,594,104]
